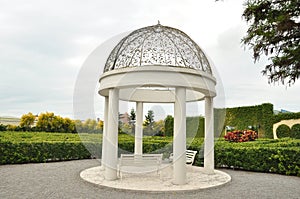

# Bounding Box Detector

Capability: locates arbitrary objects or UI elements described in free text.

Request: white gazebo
[99,23,216,185]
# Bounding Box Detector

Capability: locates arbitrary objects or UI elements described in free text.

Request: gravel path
[0,159,299,199]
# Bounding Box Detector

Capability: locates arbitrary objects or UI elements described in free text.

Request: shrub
[291,124,300,139]
[276,124,291,138]
[224,130,258,142]
[0,124,7,131]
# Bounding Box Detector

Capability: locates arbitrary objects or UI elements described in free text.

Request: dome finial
[157,20,161,25]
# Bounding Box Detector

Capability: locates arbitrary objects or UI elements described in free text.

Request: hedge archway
[276,124,290,138]
[291,124,300,139]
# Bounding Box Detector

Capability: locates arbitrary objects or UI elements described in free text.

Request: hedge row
[0,142,92,164]
[273,112,300,124]
[1,139,300,176]
[214,144,300,176]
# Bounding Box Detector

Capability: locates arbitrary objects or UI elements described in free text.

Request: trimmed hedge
[190,140,300,176]
[291,124,300,139]
[1,134,300,176]
[276,124,291,138]
[215,145,300,176]
[186,116,205,138]
[225,103,274,138]
[214,144,300,176]
[273,112,300,124]
[0,141,92,164]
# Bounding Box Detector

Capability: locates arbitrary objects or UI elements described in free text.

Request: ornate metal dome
[104,22,212,74]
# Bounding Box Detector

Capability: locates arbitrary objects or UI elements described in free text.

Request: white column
[101,96,109,170]
[204,97,214,174]
[173,87,186,185]
[104,88,119,180]
[135,102,143,155]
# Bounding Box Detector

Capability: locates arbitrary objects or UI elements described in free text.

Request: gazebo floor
[80,163,231,192]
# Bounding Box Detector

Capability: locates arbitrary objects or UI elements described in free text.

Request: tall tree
[143,110,155,135]
[129,108,136,134]
[144,110,154,127]
[129,108,136,122]
[242,0,300,85]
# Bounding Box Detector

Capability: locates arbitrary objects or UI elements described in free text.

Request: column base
[104,167,118,181]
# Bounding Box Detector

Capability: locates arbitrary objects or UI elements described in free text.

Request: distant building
[119,112,130,124]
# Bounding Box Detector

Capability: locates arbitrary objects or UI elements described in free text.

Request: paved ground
[0,159,299,199]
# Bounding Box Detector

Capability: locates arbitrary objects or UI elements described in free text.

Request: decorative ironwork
[104,23,212,74]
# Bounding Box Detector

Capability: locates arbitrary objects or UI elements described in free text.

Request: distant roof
[104,23,212,74]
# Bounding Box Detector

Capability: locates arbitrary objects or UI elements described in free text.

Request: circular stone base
[80,165,231,192]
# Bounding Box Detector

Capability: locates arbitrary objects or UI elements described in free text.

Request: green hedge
[189,139,300,176]
[186,116,205,138]
[224,103,274,138]
[273,112,300,124]
[214,144,300,176]
[276,124,291,138]
[1,134,300,176]
[0,141,92,164]
[291,124,300,139]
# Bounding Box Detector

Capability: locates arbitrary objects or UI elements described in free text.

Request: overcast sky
[1,0,299,120]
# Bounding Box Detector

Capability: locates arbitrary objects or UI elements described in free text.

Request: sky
[1,0,300,120]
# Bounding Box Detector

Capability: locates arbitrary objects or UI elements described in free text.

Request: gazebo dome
[99,23,216,103]
[104,22,212,74]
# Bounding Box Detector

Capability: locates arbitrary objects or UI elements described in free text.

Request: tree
[164,115,174,137]
[242,0,300,85]
[36,112,57,132]
[129,108,136,134]
[144,110,154,127]
[129,108,136,123]
[153,120,165,136]
[97,120,104,132]
[20,112,36,130]
[74,120,84,132]
[143,110,155,136]
[35,112,68,132]
[63,117,76,133]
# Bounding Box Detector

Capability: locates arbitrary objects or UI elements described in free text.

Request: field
[0,117,20,126]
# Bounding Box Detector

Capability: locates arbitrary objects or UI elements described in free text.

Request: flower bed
[224,130,258,142]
